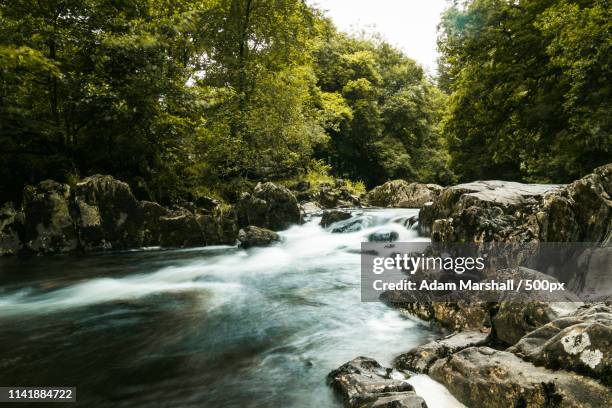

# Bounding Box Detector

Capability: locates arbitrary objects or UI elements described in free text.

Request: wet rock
[237,226,280,248]
[327,357,427,408]
[320,210,352,228]
[429,347,611,408]
[22,180,78,254]
[73,174,142,250]
[368,229,399,242]
[394,330,489,374]
[509,303,612,385]
[366,181,442,208]
[0,202,23,256]
[236,182,300,231]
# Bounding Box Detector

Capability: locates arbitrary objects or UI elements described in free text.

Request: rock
[418,164,611,244]
[327,357,427,408]
[366,181,442,208]
[317,183,360,209]
[0,202,23,256]
[294,180,311,192]
[394,330,489,374]
[139,200,171,246]
[539,164,612,243]
[492,301,579,347]
[381,287,492,331]
[73,174,142,250]
[22,180,78,254]
[320,210,352,227]
[430,347,611,408]
[419,180,563,242]
[194,195,220,212]
[301,201,322,214]
[196,206,238,246]
[159,209,204,248]
[509,303,612,385]
[237,226,280,248]
[236,182,300,231]
[368,229,399,242]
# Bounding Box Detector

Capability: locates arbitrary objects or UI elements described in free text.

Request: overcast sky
[308,0,448,73]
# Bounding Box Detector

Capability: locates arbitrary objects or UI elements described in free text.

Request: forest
[1,0,610,205]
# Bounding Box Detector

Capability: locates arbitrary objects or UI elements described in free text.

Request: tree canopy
[438,0,610,182]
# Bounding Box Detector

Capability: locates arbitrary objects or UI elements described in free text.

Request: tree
[438,0,611,182]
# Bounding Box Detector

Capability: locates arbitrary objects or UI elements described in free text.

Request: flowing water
[0,209,463,408]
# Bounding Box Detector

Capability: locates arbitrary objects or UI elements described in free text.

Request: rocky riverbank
[328,164,611,408]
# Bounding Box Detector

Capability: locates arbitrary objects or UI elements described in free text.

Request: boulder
[301,201,322,214]
[419,180,563,242]
[327,357,427,408]
[73,174,142,250]
[418,164,611,244]
[509,303,611,385]
[366,181,442,208]
[0,202,23,256]
[237,226,280,248]
[316,182,361,209]
[492,301,579,346]
[22,180,78,254]
[196,206,238,246]
[381,287,492,331]
[194,195,220,212]
[368,229,399,242]
[159,209,204,248]
[429,347,611,408]
[538,164,612,243]
[394,330,489,374]
[236,182,300,231]
[320,210,352,228]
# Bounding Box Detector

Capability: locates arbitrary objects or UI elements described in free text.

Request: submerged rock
[320,210,352,228]
[327,357,427,408]
[394,330,489,374]
[430,346,611,408]
[366,181,442,208]
[237,226,280,248]
[236,182,300,231]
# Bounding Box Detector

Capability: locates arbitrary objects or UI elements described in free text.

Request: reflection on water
[0,209,461,407]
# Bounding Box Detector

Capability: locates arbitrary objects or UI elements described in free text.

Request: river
[0,209,463,407]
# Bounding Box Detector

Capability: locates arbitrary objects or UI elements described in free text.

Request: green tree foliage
[1,0,451,204]
[439,0,611,182]
[0,0,208,202]
[314,28,452,187]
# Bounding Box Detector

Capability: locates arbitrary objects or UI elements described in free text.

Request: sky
[308,0,448,73]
